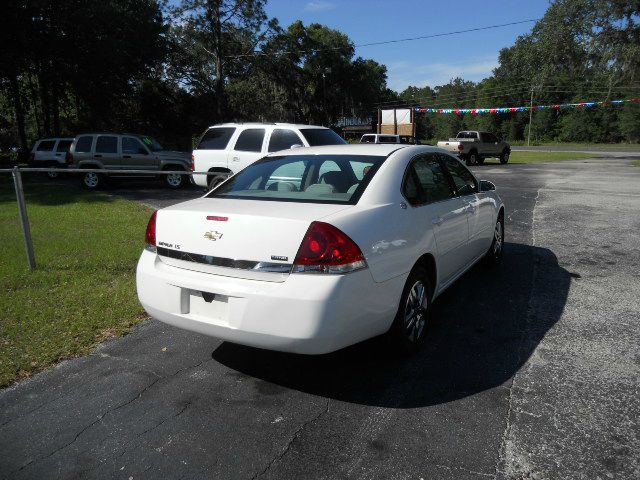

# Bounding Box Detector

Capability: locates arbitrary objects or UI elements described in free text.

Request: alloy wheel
[404,280,428,343]
[84,172,99,188]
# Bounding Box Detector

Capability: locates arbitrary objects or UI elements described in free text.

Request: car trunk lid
[155,197,351,282]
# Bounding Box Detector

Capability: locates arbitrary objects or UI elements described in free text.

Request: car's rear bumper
[136,249,403,354]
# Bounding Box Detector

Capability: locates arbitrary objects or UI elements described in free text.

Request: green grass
[507,151,599,164]
[0,178,153,387]
[508,141,640,150]
[632,160,640,166]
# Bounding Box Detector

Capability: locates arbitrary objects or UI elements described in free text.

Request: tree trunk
[212,0,225,120]
[8,74,28,150]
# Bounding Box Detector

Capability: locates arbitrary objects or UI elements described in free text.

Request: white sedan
[137,144,504,354]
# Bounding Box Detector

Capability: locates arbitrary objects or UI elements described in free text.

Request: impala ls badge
[204,231,223,241]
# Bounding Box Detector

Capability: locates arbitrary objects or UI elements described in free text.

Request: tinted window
[75,136,94,153]
[95,136,118,154]
[198,127,235,150]
[37,140,55,151]
[268,129,303,152]
[138,136,163,152]
[403,155,454,205]
[361,135,375,143]
[123,137,148,155]
[299,128,347,146]
[443,156,478,196]
[209,154,384,204]
[379,136,398,143]
[234,129,265,152]
[56,140,72,152]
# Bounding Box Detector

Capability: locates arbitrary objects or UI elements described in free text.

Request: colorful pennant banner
[415,98,639,115]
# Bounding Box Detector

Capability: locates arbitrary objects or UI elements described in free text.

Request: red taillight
[190,154,195,172]
[29,153,35,163]
[458,143,464,151]
[145,211,157,247]
[66,152,74,164]
[293,222,367,274]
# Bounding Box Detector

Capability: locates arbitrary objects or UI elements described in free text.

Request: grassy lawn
[0,178,153,387]
[632,160,640,166]
[509,141,640,150]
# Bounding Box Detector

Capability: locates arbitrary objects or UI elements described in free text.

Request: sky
[264,0,551,92]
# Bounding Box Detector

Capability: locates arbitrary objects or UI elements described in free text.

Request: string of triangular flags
[415,98,639,115]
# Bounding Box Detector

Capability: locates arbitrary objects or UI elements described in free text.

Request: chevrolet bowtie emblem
[204,231,223,241]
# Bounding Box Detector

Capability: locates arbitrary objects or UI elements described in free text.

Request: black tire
[485,213,504,266]
[81,171,102,190]
[164,168,185,189]
[208,174,226,190]
[387,266,432,355]
[465,151,479,166]
[499,149,510,164]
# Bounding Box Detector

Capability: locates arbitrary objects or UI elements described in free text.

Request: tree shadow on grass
[0,177,114,206]
[212,242,573,408]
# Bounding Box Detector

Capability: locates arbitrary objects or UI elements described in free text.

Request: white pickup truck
[437,131,510,166]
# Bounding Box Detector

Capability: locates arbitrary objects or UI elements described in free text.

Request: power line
[225,19,540,58]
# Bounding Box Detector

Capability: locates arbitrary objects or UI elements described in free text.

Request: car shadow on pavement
[212,242,572,408]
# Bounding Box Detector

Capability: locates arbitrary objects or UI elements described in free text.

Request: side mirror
[290,144,303,149]
[480,180,496,192]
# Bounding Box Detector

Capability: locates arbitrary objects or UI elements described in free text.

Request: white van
[191,123,346,188]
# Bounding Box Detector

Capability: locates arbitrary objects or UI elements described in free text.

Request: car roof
[266,144,444,157]
[206,123,329,129]
[37,137,74,141]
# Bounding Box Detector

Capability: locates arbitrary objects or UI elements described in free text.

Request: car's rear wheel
[485,214,504,266]
[500,150,510,164]
[164,169,184,189]
[82,171,102,190]
[388,267,432,354]
[466,151,478,166]
[43,162,60,179]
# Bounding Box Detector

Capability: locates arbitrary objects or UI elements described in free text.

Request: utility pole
[527,86,535,146]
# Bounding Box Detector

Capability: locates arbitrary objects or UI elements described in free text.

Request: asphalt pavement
[1,155,638,479]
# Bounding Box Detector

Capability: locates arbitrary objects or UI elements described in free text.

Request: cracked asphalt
[1,156,639,479]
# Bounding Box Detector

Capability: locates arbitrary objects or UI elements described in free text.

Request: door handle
[122,155,131,158]
[55,153,62,156]
[94,154,102,158]
[232,156,240,162]
[432,216,443,226]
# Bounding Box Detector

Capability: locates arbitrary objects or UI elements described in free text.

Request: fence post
[12,166,36,270]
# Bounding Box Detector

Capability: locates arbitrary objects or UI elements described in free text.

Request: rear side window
[361,135,375,143]
[379,136,398,143]
[123,137,148,154]
[75,136,94,153]
[299,128,346,146]
[234,129,265,152]
[443,156,478,196]
[56,140,72,152]
[37,140,55,151]
[95,136,118,154]
[403,155,454,205]
[268,129,303,152]
[198,127,235,150]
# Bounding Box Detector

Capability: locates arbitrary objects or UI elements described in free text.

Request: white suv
[29,137,74,178]
[192,123,346,188]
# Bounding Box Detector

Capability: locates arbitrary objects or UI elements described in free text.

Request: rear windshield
[299,128,347,146]
[198,127,235,150]
[208,154,385,204]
